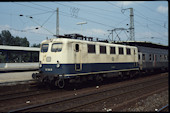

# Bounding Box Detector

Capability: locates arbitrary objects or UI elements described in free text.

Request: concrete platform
[0,71,38,84]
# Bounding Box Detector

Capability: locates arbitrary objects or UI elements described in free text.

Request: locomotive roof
[49,34,167,50]
[41,38,137,49]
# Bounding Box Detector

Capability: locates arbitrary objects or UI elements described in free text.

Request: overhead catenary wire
[12,2,50,12]
[134,9,167,23]
[11,2,142,37]
[106,1,122,9]
[53,3,121,21]
[70,1,168,42]
[11,2,57,35]
[54,2,137,33]
[27,2,117,29]
[70,2,121,14]
[59,11,116,29]
[134,11,168,29]
[56,2,127,23]
[1,2,167,44]
[30,11,56,16]
[106,1,167,41]
[0,25,53,36]
[29,2,55,11]
[25,15,55,35]
[106,1,168,28]
[133,19,168,40]
[41,11,55,27]
[136,3,168,18]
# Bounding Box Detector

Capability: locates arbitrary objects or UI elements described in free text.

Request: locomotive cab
[33,38,70,88]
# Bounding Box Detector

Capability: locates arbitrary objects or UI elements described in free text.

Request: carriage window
[155,55,157,61]
[164,55,166,60]
[138,54,140,60]
[149,54,152,61]
[142,54,145,60]
[88,44,96,53]
[110,47,116,54]
[119,47,124,55]
[41,44,49,52]
[100,46,106,54]
[75,44,79,52]
[153,54,154,60]
[168,55,169,60]
[126,48,131,55]
[51,43,63,52]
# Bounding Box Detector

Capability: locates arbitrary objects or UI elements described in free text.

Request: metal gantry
[107,8,135,42]
[108,28,128,42]
[121,8,135,41]
[56,8,59,36]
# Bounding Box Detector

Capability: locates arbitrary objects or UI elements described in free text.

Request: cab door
[138,52,143,70]
[153,54,156,68]
[74,43,82,71]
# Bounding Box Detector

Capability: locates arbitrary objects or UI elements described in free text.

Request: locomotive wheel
[96,75,103,83]
[57,78,65,89]
[129,72,135,78]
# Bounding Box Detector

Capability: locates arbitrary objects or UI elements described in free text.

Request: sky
[0,1,168,46]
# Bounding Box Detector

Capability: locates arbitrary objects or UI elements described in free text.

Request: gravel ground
[122,90,169,112]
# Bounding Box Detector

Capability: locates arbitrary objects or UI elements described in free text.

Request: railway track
[0,89,54,102]
[0,80,36,86]
[8,73,168,112]
[0,81,57,102]
[157,104,169,112]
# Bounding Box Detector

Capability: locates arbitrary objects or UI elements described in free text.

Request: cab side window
[100,46,106,54]
[126,48,131,55]
[88,44,96,53]
[119,47,124,55]
[142,54,145,60]
[110,47,116,54]
[75,44,79,52]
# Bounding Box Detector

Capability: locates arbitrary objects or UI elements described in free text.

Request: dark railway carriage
[116,41,168,72]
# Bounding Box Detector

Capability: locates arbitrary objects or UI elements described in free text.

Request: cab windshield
[41,44,49,52]
[51,43,63,52]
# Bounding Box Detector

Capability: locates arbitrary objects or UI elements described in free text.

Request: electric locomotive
[32,34,140,88]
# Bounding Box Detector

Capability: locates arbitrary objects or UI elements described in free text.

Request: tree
[20,37,29,47]
[32,43,40,47]
[0,30,30,47]
[0,30,14,45]
[12,36,20,46]
[0,54,5,63]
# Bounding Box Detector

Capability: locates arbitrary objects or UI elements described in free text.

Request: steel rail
[0,89,54,102]
[8,75,168,112]
[61,81,168,112]
[157,104,169,112]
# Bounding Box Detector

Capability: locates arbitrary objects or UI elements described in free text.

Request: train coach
[32,34,139,88]
[116,41,168,73]
[0,45,39,72]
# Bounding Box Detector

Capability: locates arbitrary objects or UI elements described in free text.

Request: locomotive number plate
[45,68,53,71]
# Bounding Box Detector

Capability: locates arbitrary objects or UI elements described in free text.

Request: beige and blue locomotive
[32,34,139,88]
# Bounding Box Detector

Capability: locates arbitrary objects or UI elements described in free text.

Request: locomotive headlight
[56,60,60,68]
[46,56,51,62]
[39,61,42,68]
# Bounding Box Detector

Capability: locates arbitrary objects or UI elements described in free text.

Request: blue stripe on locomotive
[40,62,139,75]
